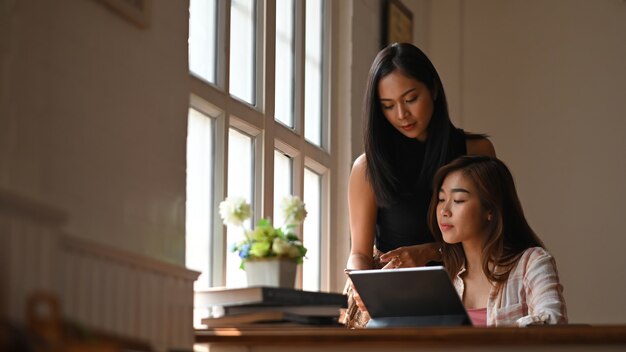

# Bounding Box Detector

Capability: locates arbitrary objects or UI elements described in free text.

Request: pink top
[467,307,487,327]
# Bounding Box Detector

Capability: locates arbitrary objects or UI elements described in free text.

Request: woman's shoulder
[464,133,496,157]
[350,154,369,181]
[521,247,553,259]
[349,154,376,200]
[352,153,367,171]
[517,247,556,273]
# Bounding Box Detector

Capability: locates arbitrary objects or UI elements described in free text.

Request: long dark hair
[427,155,545,289]
[363,43,459,206]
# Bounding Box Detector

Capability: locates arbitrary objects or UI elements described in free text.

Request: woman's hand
[379,243,441,269]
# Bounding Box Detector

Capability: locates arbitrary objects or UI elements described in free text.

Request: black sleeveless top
[375,128,468,252]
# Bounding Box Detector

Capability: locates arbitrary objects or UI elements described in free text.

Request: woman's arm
[346,154,377,270]
[379,243,441,268]
[520,248,568,325]
[346,155,378,313]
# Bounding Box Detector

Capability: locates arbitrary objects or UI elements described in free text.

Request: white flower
[219,196,252,227]
[281,195,307,226]
[224,195,308,267]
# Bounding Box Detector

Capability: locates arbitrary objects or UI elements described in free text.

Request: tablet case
[347,266,472,328]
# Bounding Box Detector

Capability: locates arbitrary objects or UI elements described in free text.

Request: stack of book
[196,286,347,328]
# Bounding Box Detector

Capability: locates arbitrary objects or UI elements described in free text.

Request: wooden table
[195,325,626,352]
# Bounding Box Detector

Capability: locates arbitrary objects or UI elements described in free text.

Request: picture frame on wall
[381,0,413,48]
[97,0,151,28]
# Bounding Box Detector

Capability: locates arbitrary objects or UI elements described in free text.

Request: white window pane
[302,168,321,291]
[186,108,214,327]
[230,0,256,104]
[189,0,217,83]
[274,0,295,127]
[304,0,323,146]
[273,150,293,228]
[186,109,214,288]
[226,128,254,287]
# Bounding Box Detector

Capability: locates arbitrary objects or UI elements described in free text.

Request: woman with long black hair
[344,43,495,327]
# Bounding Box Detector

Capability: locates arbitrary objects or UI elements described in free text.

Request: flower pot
[245,258,297,288]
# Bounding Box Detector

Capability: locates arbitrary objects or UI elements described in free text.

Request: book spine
[263,288,347,306]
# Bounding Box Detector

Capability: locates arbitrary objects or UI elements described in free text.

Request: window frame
[188,0,338,291]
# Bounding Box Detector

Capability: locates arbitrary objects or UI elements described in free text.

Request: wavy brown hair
[427,156,544,290]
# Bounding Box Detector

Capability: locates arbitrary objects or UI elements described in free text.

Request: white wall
[411,0,626,324]
[0,0,189,264]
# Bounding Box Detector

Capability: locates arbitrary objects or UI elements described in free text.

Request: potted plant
[219,195,308,287]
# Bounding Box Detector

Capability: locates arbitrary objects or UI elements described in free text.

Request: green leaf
[257,218,271,227]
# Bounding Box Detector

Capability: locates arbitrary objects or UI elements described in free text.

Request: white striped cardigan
[453,247,568,326]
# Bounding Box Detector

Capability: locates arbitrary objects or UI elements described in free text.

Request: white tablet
[347,266,471,328]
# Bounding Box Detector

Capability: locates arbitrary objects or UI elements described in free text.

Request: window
[225,127,255,288]
[302,167,322,291]
[274,0,295,127]
[229,0,256,104]
[273,150,293,227]
[187,1,336,316]
[189,0,217,83]
[304,0,324,146]
[185,108,214,327]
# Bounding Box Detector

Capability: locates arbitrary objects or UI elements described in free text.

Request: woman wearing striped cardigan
[428,155,567,326]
